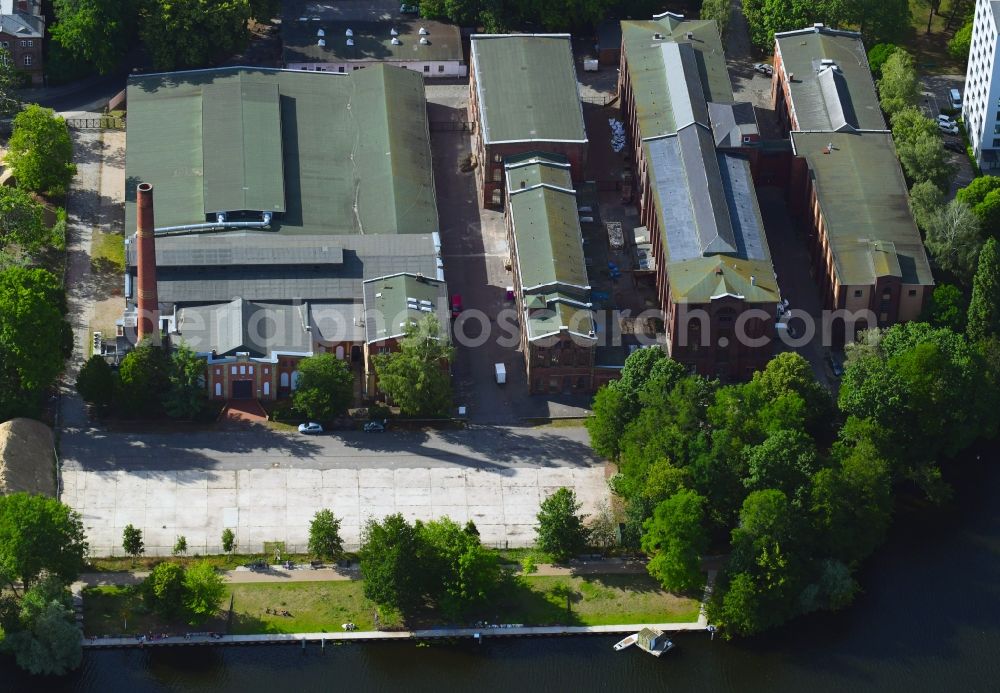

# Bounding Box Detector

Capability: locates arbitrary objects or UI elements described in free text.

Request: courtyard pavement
[61,425,609,556]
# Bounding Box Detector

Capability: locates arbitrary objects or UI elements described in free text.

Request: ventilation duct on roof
[419,37,429,45]
[390,27,398,36]
[317,28,325,37]
[318,38,326,47]
[419,27,429,35]
[345,28,353,36]
[391,37,401,45]
[347,38,354,46]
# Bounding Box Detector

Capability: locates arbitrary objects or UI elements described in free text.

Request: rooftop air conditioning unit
[391,28,398,36]
[419,27,429,35]
[392,37,401,45]
[345,28,353,37]
[317,28,325,37]
[420,37,429,45]
[318,38,326,47]
[686,32,693,40]
[347,38,354,46]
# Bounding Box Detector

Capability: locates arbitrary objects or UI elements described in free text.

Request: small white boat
[613,634,638,651]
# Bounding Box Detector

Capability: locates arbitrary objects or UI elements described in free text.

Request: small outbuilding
[0,417,56,497]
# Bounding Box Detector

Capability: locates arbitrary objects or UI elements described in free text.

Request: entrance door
[231,380,253,399]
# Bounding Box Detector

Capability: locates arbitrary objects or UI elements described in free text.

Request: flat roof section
[791,131,933,287]
[471,34,587,144]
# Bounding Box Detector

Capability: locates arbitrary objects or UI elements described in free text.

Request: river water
[4,455,998,692]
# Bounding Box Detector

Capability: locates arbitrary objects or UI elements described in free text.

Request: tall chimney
[136,182,160,345]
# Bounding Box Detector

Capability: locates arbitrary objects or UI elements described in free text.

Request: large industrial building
[120,65,448,402]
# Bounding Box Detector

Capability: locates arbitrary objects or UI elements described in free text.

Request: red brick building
[0,1,43,85]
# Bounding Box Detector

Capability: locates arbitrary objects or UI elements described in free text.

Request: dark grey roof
[709,102,758,148]
[175,299,311,357]
[0,10,42,37]
[310,302,367,344]
[647,124,767,264]
[131,233,440,306]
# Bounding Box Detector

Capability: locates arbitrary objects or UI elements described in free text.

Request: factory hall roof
[471,34,587,145]
[125,65,439,237]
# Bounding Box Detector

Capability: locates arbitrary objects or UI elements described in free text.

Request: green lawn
[82,573,700,636]
[90,230,124,274]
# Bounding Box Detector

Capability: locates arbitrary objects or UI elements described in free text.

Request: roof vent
[391,37,401,45]
[318,38,326,47]
[347,38,354,46]
[820,58,835,67]
[419,27,429,35]
[813,22,824,29]
[345,28,353,37]
[686,32,694,40]
[750,275,756,286]
[419,36,429,45]
[317,28,325,37]
[390,27,398,36]
[653,32,663,40]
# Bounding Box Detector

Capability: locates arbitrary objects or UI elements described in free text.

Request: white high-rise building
[965,0,1000,170]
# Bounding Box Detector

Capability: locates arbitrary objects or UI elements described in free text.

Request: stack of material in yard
[0,417,56,497]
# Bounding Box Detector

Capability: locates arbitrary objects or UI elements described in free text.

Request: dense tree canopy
[0,578,81,675]
[741,0,910,50]
[292,353,353,422]
[139,0,251,71]
[6,106,77,197]
[641,490,708,593]
[878,51,921,118]
[967,238,1000,342]
[308,509,345,561]
[373,316,454,417]
[116,343,171,417]
[51,0,136,74]
[956,175,1000,240]
[0,187,46,255]
[0,267,72,421]
[0,494,87,593]
[418,518,503,619]
[183,561,225,623]
[535,488,589,563]
[360,514,426,614]
[923,199,983,281]
[163,343,207,419]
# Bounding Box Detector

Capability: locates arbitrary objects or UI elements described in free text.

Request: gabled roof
[525,296,596,342]
[505,155,589,292]
[790,131,933,287]
[125,65,439,236]
[362,272,449,343]
[774,26,885,132]
[709,102,759,148]
[0,10,41,37]
[471,34,587,144]
[666,256,779,304]
[175,299,312,358]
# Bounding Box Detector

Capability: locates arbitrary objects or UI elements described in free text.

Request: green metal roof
[525,297,595,342]
[125,65,439,236]
[505,157,588,292]
[201,79,286,214]
[362,272,449,342]
[791,131,933,287]
[471,34,587,144]
[774,27,885,132]
[620,17,734,139]
[666,256,779,304]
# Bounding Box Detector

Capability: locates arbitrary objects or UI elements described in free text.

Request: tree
[741,0,814,50]
[0,267,72,421]
[172,535,188,556]
[0,46,21,114]
[0,494,87,593]
[122,524,144,562]
[142,562,186,618]
[701,0,731,36]
[221,528,236,554]
[1,582,81,675]
[419,518,502,619]
[75,355,116,414]
[922,284,967,332]
[854,0,911,45]
[373,315,454,417]
[743,429,820,500]
[0,186,45,254]
[909,179,946,232]
[877,51,920,117]
[867,43,899,76]
[641,490,708,593]
[291,353,353,422]
[6,105,77,197]
[968,238,1000,342]
[50,0,136,75]
[587,500,619,549]
[139,0,251,71]
[248,0,279,20]
[925,199,983,281]
[948,19,973,62]
[308,509,345,561]
[891,106,938,146]
[117,342,171,417]
[164,343,206,419]
[536,487,588,563]
[896,131,955,191]
[183,561,225,623]
[956,175,1000,238]
[359,514,425,613]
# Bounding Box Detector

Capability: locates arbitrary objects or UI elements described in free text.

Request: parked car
[363,419,386,433]
[938,120,959,134]
[399,3,418,13]
[949,88,962,110]
[298,422,323,434]
[451,294,463,318]
[753,62,773,76]
[825,352,844,378]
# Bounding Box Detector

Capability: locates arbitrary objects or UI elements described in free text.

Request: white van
[950,88,962,110]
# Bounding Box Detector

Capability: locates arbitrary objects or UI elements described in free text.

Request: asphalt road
[60,425,602,472]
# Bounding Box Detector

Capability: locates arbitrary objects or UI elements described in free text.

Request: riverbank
[81,572,702,638]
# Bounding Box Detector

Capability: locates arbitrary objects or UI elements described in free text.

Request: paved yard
[63,459,608,556]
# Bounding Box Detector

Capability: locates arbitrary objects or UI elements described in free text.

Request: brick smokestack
[136,182,160,345]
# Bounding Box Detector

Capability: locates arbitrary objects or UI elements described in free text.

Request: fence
[66,116,126,130]
[88,538,532,558]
